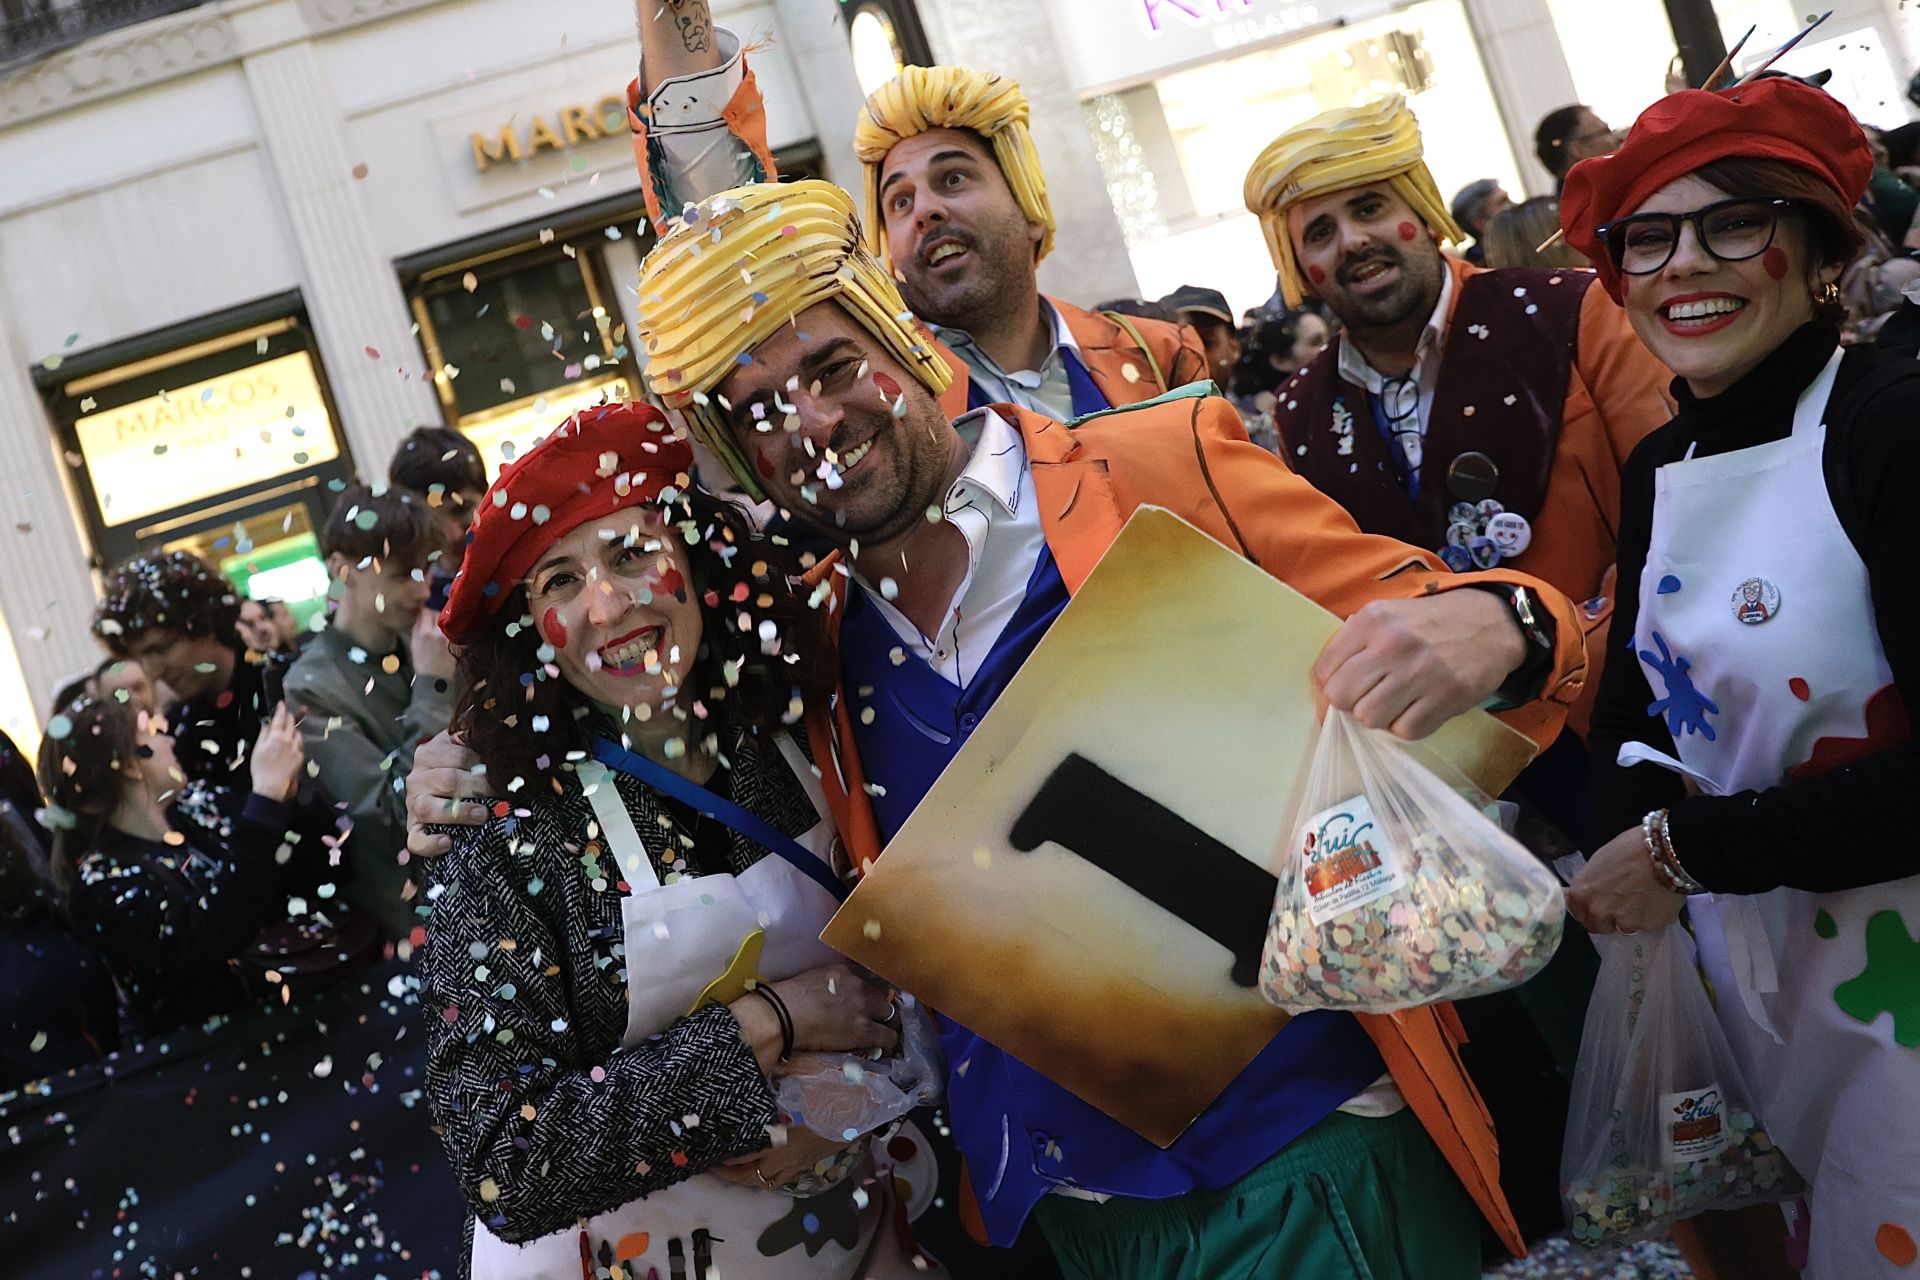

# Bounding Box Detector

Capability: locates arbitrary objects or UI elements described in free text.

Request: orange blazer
[1439,256,1672,734]
[804,395,1588,1257]
[932,298,1212,419]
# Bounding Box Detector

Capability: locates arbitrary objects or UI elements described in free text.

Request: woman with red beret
[422,403,933,1278]
[1559,77,1920,1276]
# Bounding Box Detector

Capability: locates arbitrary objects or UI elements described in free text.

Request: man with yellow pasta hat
[626,0,1207,424]
[628,176,1589,1275]
[1244,92,1674,1257]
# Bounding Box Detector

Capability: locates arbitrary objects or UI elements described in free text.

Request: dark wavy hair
[94,550,242,658]
[451,492,837,792]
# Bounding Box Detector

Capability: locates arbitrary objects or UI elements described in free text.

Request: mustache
[1336,246,1405,286]
[914,227,977,269]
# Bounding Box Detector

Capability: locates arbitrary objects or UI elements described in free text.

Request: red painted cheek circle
[1762,247,1789,281]
[755,446,776,480]
[656,567,687,601]
[1397,221,1419,242]
[872,372,903,400]
[1307,264,1328,285]
[539,608,568,650]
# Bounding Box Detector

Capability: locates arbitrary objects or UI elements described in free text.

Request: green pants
[1030,1107,1480,1280]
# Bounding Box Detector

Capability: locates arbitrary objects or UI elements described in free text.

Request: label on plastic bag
[1300,795,1406,927]
[1663,1085,1729,1163]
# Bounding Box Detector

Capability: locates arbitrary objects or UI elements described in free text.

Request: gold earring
[1816,281,1842,308]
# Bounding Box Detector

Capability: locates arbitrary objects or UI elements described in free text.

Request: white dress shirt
[1333,266,1455,472]
[932,300,1082,422]
[635,30,763,209]
[856,409,1044,688]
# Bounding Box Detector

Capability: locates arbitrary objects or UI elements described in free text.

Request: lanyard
[589,737,848,902]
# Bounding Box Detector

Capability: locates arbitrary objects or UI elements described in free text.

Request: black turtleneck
[1590,321,1920,894]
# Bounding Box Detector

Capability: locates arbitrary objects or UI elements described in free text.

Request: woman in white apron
[423,403,940,1279]
[1558,78,1920,1278]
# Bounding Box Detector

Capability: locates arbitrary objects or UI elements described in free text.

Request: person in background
[1450,178,1511,265]
[1483,197,1590,271]
[0,727,116,1089]
[1562,74,1920,1280]
[95,656,162,717]
[36,697,306,1036]
[1228,306,1333,454]
[237,598,282,655]
[285,485,455,941]
[1536,104,1619,193]
[388,426,487,610]
[1158,285,1244,388]
[94,552,283,795]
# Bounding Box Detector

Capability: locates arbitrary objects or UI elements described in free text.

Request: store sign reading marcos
[75,353,341,528]
[470,97,628,172]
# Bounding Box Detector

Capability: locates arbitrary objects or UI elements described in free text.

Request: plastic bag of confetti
[775,990,943,1143]
[1258,709,1565,1014]
[1561,926,1801,1247]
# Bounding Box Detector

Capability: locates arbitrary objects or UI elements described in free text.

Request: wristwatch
[1474,583,1557,709]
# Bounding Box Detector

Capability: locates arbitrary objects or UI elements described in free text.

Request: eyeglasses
[1596,198,1802,276]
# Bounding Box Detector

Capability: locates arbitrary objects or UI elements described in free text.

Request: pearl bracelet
[1642,807,1705,895]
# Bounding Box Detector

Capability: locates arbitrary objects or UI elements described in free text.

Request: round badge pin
[1469,535,1502,570]
[1439,544,1476,573]
[1731,577,1780,624]
[1486,511,1533,558]
[1445,520,1477,548]
[1448,501,1478,525]
[1447,451,1500,502]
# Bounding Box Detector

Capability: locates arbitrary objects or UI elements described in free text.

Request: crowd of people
[2,4,1917,1278]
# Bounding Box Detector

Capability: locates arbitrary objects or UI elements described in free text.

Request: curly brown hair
[94,550,242,658]
[451,493,837,792]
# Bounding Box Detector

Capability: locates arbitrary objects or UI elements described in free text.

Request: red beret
[1561,78,1872,301]
[438,403,693,643]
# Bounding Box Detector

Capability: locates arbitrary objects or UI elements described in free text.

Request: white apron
[1629,347,1920,1278]
[469,739,931,1280]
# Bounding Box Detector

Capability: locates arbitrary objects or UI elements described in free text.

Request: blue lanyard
[589,737,848,902]
[1366,390,1422,501]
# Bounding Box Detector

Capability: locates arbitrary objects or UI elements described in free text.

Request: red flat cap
[1561,77,1872,301]
[439,403,693,643]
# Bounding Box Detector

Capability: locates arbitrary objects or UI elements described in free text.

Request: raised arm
[630,0,774,232]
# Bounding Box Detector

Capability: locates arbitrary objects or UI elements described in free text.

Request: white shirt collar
[933,297,1077,388]
[947,407,1027,518]
[1335,265,1454,395]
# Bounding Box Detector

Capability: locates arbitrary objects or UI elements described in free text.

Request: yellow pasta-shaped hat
[853,65,1055,267]
[635,180,953,501]
[1243,95,1465,307]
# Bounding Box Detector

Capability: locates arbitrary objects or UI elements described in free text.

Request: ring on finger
[881,1000,900,1028]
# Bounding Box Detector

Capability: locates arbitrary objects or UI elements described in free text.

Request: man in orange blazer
[625,0,1207,425]
[410,176,1576,1276]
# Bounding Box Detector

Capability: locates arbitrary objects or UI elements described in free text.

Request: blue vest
[965,347,1110,417]
[838,546,1385,1245]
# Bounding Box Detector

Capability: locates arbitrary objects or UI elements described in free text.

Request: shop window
[37,299,352,625]
[409,221,643,477]
[843,0,934,97]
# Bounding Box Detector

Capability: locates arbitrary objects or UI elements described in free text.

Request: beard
[1322,242,1444,331]
[772,391,954,546]
[895,220,1034,334]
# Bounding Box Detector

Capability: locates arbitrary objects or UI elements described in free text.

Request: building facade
[1,0,1915,751]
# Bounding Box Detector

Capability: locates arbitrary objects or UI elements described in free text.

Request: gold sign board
[822,507,1536,1147]
[74,353,340,528]
[458,375,634,481]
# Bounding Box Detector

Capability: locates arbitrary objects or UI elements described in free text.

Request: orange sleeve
[1179,399,1585,747]
[1574,282,1675,469]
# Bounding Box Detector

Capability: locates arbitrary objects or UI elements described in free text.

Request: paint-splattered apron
[1628,347,1920,1277]
[469,740,933,1279]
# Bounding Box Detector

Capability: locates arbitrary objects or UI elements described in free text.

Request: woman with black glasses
[1558,77,1920,1279]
